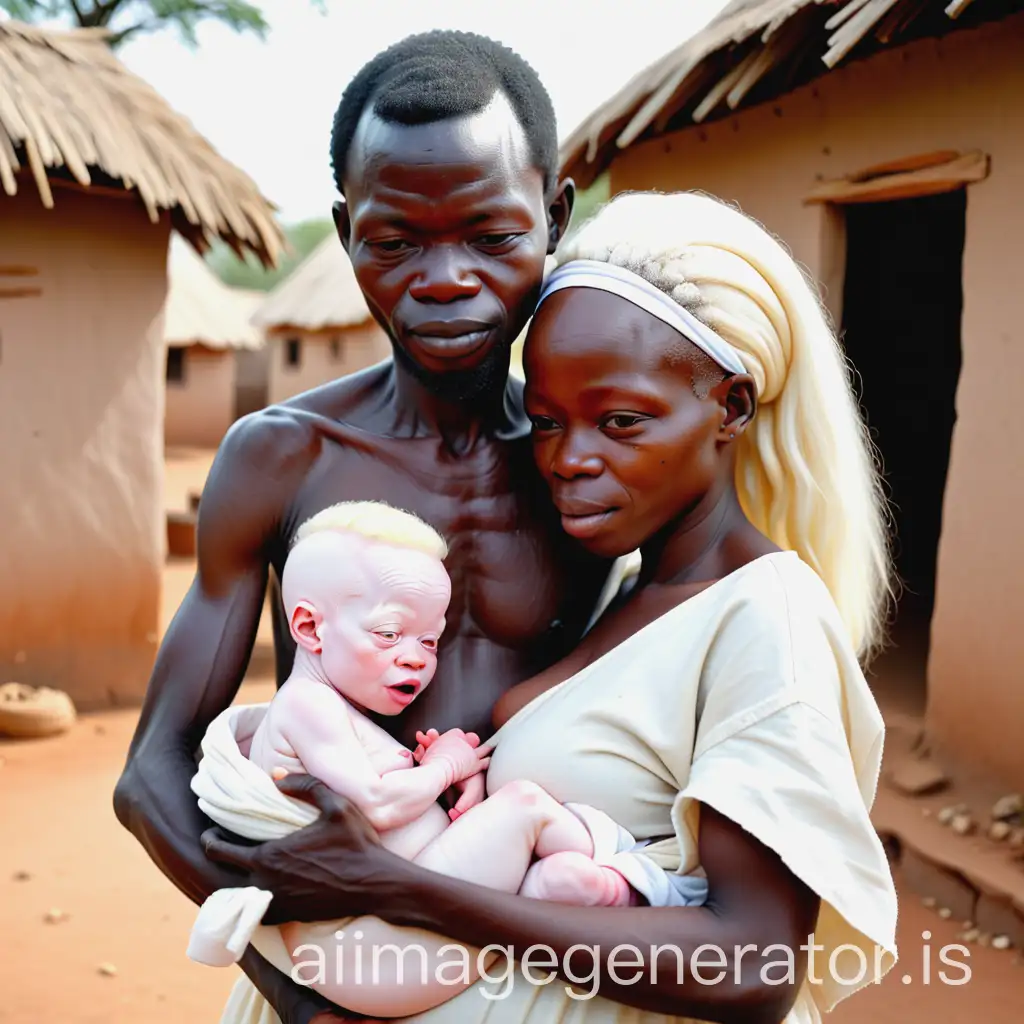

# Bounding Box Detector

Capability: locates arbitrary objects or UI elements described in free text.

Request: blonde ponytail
[556,191,892,659]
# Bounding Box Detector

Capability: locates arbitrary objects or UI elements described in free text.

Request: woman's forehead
[527,289,696,370]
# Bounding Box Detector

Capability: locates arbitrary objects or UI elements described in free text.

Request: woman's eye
[529,415,560,432]
[603,413,646,430]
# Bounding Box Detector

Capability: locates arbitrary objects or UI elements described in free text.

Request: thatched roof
[0,19,283,266]
[561,0,1013,187]
[252,233,373,333]
[164,234,263,351]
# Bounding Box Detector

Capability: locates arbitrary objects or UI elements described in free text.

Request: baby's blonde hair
[556,190,893,660]
[292,501,448,561]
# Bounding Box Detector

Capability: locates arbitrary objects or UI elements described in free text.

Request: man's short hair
[330,30,559,195]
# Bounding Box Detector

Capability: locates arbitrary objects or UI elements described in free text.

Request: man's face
[336,93,570,401]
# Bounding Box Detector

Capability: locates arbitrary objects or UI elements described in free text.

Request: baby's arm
[278,685,487,833]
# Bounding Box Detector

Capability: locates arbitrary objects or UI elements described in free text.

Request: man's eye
[370,239,410,253]
[477,233,519,248]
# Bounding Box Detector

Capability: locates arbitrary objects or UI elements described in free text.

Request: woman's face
[523,288,735,559]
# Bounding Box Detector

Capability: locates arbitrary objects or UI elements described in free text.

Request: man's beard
[391,335,513,405]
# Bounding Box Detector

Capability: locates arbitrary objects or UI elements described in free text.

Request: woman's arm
[205,777,820,1024]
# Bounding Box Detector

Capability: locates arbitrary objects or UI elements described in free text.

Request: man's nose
[408,247,482,304]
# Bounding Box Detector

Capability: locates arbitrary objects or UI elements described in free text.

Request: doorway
[839,189,965,716]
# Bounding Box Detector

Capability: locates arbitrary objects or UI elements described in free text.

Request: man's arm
[113,411,351,1024]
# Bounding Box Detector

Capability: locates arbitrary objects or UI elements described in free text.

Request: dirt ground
[1,449,1020,1022]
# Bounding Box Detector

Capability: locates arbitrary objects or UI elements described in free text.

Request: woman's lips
[559,508,620,539]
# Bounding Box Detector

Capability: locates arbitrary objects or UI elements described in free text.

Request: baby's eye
[421,637,438,650]
[375,631,399,644]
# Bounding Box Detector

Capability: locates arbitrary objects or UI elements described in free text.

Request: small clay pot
[0,682,76,738]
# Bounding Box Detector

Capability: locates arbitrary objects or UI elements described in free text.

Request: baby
[188,501,706,1017]
[248,500,633,905]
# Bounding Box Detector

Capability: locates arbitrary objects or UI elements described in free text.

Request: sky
[102,0,731,224]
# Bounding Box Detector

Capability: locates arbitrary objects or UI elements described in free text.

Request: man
[114,30,613,1024]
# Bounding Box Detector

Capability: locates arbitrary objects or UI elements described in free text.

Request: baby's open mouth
[392,683,417,695]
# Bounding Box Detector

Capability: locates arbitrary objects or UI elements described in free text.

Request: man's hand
[201,773,394,926]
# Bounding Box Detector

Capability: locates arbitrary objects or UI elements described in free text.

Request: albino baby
[239,501,638,1015]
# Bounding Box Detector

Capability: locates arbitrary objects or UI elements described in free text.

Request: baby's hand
[448,771,487,821]
[413,727,480,761]
[416,729,489,784]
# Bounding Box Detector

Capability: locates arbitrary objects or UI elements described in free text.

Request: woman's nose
[551,433,603,480]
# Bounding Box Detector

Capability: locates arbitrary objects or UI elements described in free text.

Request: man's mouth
[407,319,497,360]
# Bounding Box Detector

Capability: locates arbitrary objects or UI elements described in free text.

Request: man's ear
[714,374,757,442]
[546,178,575,254]
[290,601,323,654]
[333,200,351,255]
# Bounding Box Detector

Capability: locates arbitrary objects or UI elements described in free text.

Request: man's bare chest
[279,439,592,648]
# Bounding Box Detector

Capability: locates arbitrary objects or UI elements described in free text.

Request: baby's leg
[413,779,594,890]
[520,851,638,906]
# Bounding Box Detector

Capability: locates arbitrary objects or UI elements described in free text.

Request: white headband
[536,259,748,378]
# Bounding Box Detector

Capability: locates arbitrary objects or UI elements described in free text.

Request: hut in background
[252,234,390,403]
[164,234,264,448]
[0,20,282,708]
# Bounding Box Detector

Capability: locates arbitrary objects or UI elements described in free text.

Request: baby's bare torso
[248,678,450,858]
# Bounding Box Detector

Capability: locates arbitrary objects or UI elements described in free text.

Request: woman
[215,190,898,1024]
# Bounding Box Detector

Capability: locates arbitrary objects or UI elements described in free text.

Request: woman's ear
[290,601,323,654]
[715,374,757,442]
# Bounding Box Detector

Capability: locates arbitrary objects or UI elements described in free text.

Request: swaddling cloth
[186,703,707,969]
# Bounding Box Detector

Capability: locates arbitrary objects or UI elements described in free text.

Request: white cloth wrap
[186,703,321,976]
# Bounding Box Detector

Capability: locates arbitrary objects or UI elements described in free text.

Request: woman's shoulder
[696,551,873,719]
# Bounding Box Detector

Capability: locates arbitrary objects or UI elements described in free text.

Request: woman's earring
[729,432,735,439]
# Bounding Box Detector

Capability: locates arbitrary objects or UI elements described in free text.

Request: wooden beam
[803,150,990,205]
[822,0,902,68]
[945,0,979,18]
[825,0,874,31]
[0,265,40,277]
[692,50,760,123]
[0,286,42,299]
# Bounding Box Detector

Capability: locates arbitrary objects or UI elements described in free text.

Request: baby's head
[282,501,451,715]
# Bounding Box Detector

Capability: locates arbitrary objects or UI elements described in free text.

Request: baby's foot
[520,851,637,906]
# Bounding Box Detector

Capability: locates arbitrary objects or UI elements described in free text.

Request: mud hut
[164,234,263,448]
[563,0,1024,791]
[0,20,282,708]
[252,233,390,404]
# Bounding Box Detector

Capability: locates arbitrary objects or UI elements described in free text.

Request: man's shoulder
[216,404,322,475]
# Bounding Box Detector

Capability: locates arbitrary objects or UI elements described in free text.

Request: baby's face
[318,544,451,715]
